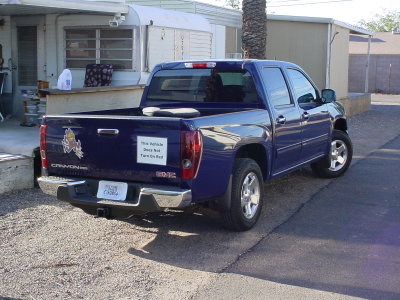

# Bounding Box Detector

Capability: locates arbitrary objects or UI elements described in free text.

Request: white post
[325,23,332,89]
[365,34,371,93]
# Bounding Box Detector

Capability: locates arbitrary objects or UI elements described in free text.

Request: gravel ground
[1,95,399,300]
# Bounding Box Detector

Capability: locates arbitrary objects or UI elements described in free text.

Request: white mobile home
[0,0,215,117]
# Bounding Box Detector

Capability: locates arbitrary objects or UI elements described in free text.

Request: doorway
[11,16,46,117]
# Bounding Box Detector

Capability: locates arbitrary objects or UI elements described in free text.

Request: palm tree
[242,0,267,59]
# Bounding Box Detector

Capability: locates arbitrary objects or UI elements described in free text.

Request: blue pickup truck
[38,60,352,231]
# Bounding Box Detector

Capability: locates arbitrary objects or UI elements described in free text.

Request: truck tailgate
[45,115,182,185]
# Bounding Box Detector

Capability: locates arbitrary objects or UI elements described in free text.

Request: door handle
[97,128,119,135]
[276,115,286,124]
[303,111,310,120]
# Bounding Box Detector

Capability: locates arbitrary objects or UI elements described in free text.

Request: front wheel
[311,130,353,178]
[220,158,264,231]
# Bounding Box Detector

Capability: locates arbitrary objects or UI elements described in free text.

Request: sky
[196,0,399,25]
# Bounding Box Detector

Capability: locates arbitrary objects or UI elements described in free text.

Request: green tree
[225,0,241,9]
[358,9,400,32]
[242,0,267,59]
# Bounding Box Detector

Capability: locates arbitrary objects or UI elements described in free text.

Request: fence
[349,54,400,94]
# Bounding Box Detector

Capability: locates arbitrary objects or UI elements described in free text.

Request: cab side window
[262,67,292,107]
[287,69,318,108]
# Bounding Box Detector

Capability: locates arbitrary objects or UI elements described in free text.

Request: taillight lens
[180,131,202,179]
[39,124,48,169]
[184,62,216,69]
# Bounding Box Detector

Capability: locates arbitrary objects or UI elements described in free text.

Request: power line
[268,0,352,7]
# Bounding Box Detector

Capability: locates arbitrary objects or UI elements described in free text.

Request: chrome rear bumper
[38,176,192,214]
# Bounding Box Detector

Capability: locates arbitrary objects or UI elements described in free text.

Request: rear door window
[147,69,258,103]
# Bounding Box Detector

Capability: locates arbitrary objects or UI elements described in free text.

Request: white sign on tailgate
[137,136,168,165]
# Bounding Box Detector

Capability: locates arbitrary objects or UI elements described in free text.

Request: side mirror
[321,89,336,103]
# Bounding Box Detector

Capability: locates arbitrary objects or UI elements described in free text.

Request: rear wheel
[312,130,353,178]
[221,158,263,231]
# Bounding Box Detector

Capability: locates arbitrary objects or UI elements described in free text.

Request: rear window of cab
[147,69,258,103]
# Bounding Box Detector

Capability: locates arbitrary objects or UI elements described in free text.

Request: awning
[0,0,129,16]
[127,4,212,33]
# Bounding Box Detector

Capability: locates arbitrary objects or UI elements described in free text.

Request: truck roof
[158,59,301,70]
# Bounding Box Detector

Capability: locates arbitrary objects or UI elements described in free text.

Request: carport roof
[0,0,129,15]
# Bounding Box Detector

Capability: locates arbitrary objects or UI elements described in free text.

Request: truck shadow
[124,167,325,272]
[124,140,400,300]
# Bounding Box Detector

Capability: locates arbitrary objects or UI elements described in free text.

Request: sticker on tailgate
[62,128,84,159]
[137,136,167,165]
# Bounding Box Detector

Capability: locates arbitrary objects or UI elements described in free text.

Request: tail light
[180,130,202,179]
[184,62,216,69]
[39,125,48,169]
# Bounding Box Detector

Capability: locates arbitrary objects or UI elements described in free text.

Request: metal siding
[148,27,211,69]
[193,6,241,28]
[174,30,190,60]
[266,20,327,92]
[129,0,241,27]
[329,25,350,99]
[127,1,195,13]
[83,0,125,3]
[148,27,176,70]
[211,24,225,59]
[189,31,212,59]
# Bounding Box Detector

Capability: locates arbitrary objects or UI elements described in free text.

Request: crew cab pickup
[38,60,353,231]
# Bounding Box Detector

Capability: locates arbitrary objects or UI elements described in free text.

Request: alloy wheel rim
[240,172,260,219]
[329,139,348,172]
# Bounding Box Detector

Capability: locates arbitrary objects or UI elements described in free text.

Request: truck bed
[77,104,260,118]
[43,104,261,188]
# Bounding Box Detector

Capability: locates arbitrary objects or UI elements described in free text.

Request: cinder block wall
[349,54,400,94]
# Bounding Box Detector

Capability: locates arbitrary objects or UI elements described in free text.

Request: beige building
[266,15,372,100]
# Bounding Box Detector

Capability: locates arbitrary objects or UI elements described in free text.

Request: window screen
[262,67,291,107]
[147,69,258,103]
[65,29,134,70]
[17,26,37,86]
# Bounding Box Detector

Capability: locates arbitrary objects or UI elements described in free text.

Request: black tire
[311,130,353,178]
[220,158,264,231]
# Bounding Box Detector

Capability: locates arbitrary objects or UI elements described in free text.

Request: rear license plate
[97,180,128,201]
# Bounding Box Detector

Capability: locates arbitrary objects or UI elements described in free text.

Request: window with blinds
[65,29,134,70]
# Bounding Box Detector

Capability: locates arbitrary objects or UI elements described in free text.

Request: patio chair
[83,64,113,87]
[0,72,7,122]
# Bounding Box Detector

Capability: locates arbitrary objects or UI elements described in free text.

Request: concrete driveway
[195,127,400,300]
[0,94,399,299]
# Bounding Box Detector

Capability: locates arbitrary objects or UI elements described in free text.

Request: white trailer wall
[211,24,226,59]
[147,26,211,71]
